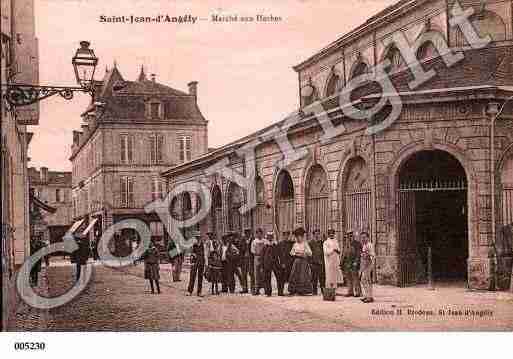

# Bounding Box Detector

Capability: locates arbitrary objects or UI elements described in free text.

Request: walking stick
[428,246,435,290]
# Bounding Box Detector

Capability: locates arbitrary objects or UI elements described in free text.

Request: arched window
[275,170,295,239]
[227,182,244,234]
[251,177,266,233]
[305,165,329,237]
[182,192,192,218]
[325,73,340,97]
[453,10,506,46]
[383,46,406,73]
[350,62,369,80]
[211,185,223,239]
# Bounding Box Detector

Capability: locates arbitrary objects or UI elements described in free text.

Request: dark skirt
[205,265,223,283]
[288,257,313,295]
[144,262,160,280]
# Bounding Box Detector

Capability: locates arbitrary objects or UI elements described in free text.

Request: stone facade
[70,65,207,247]
[28,167,72,245]
[1,0,39,330]
[162,0,513,290]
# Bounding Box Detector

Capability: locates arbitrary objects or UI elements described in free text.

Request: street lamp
[3,41,99,107]
[486,95,513,291]
[72,41,98,89]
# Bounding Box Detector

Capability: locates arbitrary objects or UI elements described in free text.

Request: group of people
[142,225,375,303]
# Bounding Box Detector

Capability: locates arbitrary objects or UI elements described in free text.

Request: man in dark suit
[263,231,285,296]
[309,229,326,295]
[187,231,206,297]
[278,231,294,284]
[71,234,90,282]
[236,228,252,294]
[340,231,362,297]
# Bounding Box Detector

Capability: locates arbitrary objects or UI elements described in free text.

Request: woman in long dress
[288,227,313,295]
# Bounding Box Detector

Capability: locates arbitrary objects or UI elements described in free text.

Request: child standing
[142,242,161,294]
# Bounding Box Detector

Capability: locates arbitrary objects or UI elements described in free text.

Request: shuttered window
[120,134,134,164]
[179,136,192,163]
[149,134,164,164]
[151,178,164,201]
[120,176,135,207]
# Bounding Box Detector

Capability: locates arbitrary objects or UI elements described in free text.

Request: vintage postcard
[2,0,513,351]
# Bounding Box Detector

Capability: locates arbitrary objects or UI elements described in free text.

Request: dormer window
[146,99,163,119]
[150,103,160,118]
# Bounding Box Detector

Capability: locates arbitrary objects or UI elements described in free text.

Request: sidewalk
[10,267,50,331]
[115,261,513,330]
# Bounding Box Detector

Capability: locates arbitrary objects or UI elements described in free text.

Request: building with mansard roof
[162,0,513,290]
[70,64,207,253]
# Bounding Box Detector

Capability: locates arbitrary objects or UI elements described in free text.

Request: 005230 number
[14,342,46,351]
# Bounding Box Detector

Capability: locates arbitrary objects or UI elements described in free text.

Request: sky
[29,0,396,171]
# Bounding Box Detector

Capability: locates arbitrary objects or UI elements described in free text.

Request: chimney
[150,73,156,82]
[40,167,48,183]
[188,81,198,98]
[73,130,81,146]
[81,124,89,138]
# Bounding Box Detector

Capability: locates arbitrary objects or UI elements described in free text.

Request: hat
[293,227,305,236]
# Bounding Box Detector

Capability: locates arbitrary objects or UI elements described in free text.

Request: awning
[82,218,98,236]
[30,193,57,214]
[68,218,86,234]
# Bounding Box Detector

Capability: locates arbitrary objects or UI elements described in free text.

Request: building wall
[297,0,512,105]
[1,0,38,331]
[166,99,513,290]
[71,122,206,220]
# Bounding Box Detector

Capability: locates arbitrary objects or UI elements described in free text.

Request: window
[384,46,406,73]
[325,74,340,97]
[56,189,61,203]
[150,103,160,118]
[120,176,134,207]
[150,222,164,237]
[149,134,164,164]
[179,136,192,163]
[151,177,164,201]
[120,134,134,164]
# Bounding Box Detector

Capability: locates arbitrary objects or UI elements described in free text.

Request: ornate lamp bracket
[3,83,93,107]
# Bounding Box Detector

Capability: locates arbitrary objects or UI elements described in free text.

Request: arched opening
[227,182,244,234]
[498,150,513,281]
[275,170,295,239]
[350,61,369,80]
[325,73,340,97]
[397,150,468,286]
[251,177,266,233]
[305,165,329,237]
[453,10,506,46]
[211,185,223,239]
[416,41,438,61]
[182,192,192,219]
[383,45,406,73]
[342,157,371,236]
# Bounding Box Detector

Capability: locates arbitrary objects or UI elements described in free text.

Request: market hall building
[161,0,513,290]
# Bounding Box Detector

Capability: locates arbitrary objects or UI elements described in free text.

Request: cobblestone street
[11,260,513,331]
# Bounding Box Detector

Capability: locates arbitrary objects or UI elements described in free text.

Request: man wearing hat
[340,230,362,297]
[237,228,253,294]
[221,233,239,293]
[187,231,207,297]
[278,230,294,285]
[309,228,326,295]
[262,231,285,296]
[250,228,267,295]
